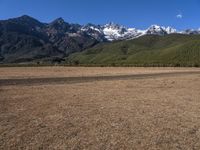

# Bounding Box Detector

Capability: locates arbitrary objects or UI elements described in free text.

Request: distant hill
[66,34,200,67]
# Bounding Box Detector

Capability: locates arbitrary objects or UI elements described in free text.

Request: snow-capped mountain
[81,22,145,41]
[102,22,145,41]
[181,29,200,35]
[81,22,137,41]
[164,26,177,34]
[146,25,177,35]
[146,25,167,35]
[81,23,106,42]
[81,23,182,41]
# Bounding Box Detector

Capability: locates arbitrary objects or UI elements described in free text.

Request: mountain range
[0,15,200,65]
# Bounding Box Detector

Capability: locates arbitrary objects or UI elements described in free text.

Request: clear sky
[0,0,199,30]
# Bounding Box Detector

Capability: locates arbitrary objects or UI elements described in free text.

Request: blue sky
[0,0,199,30]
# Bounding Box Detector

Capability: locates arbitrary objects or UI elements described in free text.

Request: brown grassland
[0,67,200,149]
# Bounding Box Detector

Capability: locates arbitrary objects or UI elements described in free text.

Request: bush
[194,63,199,67]
[174,63,181,67]
[74,60,80,66]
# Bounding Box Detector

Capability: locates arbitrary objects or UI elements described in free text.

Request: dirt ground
[0,67,199,79]
[0,67,200,150]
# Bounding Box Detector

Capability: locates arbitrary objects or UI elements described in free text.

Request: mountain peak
[9,15,43,27]
[148,25,163,30]
[20,15,34,19]
[17,15,40,22]
[146,25,167,35]
[104,22,125,30]
[52,17,65,24]
[164,26,177,34]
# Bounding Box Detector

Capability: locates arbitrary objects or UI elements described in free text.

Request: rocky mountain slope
[0,16,99,63]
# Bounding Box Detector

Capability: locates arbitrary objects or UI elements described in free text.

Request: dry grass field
[0,67,200,149]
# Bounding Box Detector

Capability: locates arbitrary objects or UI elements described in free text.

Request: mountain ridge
[1,15,200,41]
[0,15,200,64]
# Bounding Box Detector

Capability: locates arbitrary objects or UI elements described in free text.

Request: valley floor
[0,67,200,149]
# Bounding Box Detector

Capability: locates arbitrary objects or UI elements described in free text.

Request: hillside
[66,34,200,67]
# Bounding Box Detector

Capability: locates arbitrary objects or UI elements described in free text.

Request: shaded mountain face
[0,16,99,63]
[0,15,200,64]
